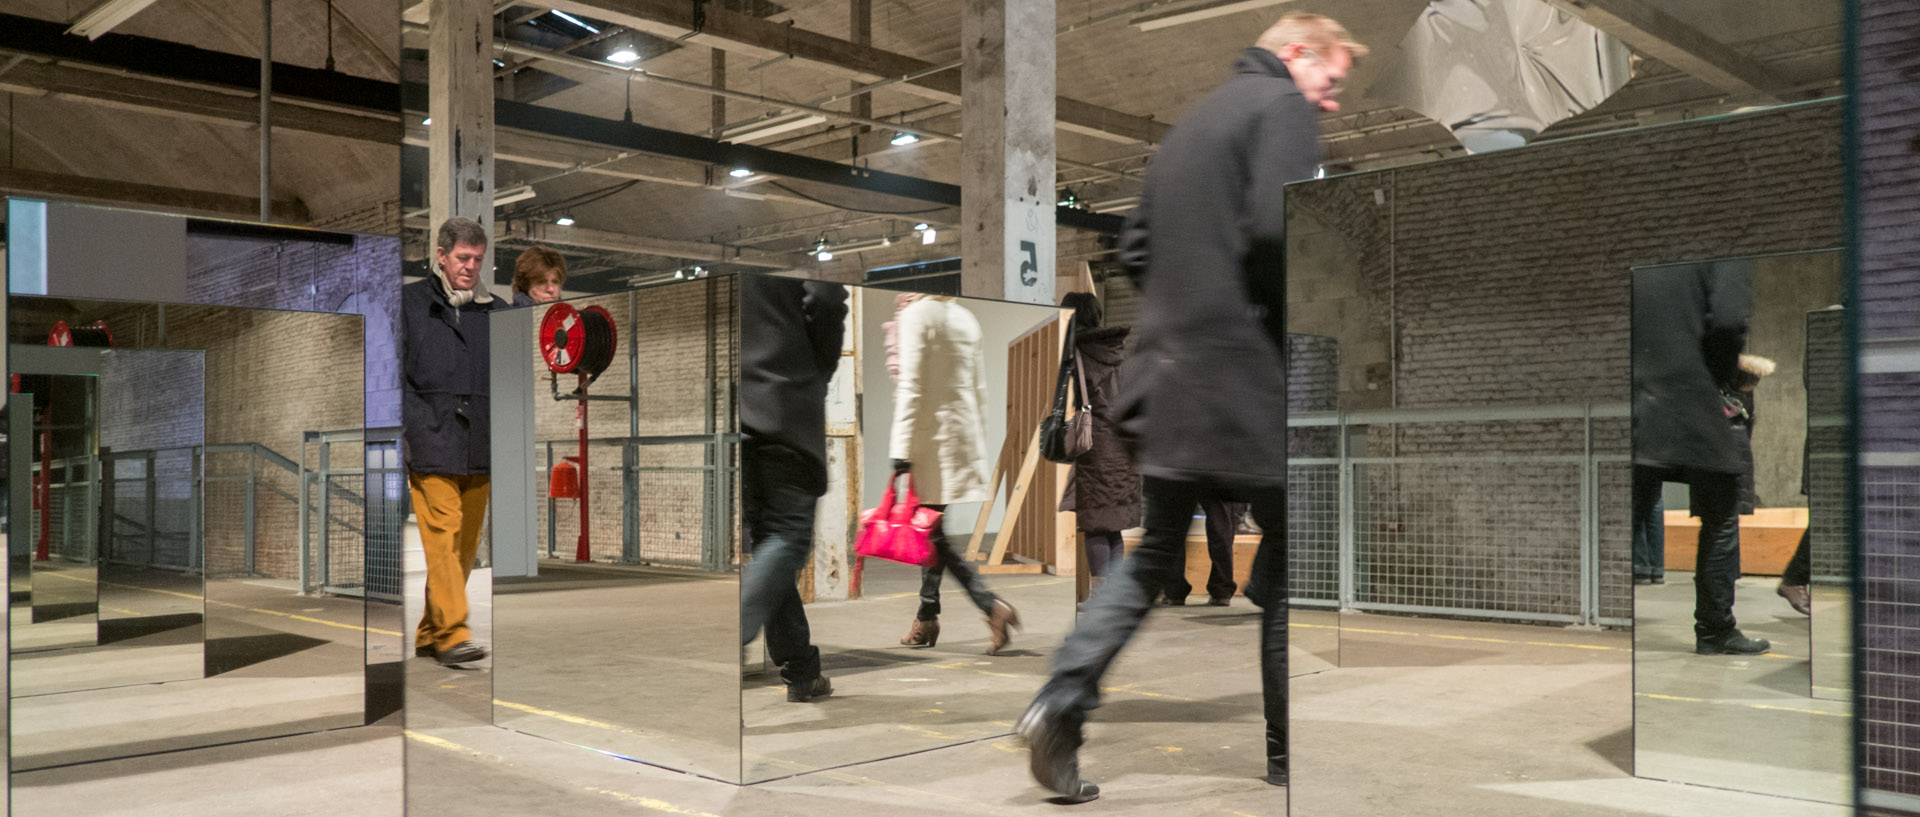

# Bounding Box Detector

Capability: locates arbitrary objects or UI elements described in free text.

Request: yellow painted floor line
[403,729,728,816]
[1635,691,1849,718]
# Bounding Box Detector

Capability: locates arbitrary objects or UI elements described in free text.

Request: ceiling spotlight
[890,132,921,146]
[882,236,892,246]
[728,167,754,178]
[555,215,576,227]
[421,117,432,125]
[921,228,937,245]
[913,223,929,231]
[816,250,834,262]
[607,48,641,64]
[814,236,834,262]
[1057,190,1079,208]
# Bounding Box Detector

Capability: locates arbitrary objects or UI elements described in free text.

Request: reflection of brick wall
[1856,0,1920,807]
[1289,102,1842,622]
[528,277,738,567]
[103,307,363,580]
[185,234,400,428]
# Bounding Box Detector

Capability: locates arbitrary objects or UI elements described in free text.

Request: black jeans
[1084,530,1125,578]
[915,505,998,620]
[1783,530,1811,586]
[1630,467,1666,581]
[1035,477,1289,778]
[740,440,821,686]
[1635,465,1743,640]
[1164,498,1245,601]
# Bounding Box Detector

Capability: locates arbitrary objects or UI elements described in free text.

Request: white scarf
[434,260,494,309]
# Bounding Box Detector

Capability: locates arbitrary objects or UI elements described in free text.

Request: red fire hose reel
[538,303,619,563]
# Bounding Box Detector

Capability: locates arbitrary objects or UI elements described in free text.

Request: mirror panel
[6,297,366,775]
[1629,252,1850,804]
[491,279,743,782]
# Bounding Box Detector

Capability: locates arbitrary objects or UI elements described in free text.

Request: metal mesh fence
[44,460,95,564]
[103,449,196,571]
[1350,459,1585,622]
[1862,466,1920,794]
[1596,458,1634,623]
[365,438,405,601]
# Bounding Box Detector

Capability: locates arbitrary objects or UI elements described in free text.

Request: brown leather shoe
[986,599,1021,655]
[900,618,940,647]
[1778,583,1812,616]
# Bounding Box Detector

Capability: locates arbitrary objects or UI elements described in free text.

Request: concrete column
[961,0,1055,303]
[710,49,726,136]
[850,0,872,157]
[426,0,494,272]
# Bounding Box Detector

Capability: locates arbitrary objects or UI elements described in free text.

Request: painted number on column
[1019,240,1039,286]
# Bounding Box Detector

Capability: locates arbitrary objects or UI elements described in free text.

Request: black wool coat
[739,274,849,495]
[1114,48,1322,492]
[1631,260,1752,475]
[402,277,502,475]
[1059,326,1144,533]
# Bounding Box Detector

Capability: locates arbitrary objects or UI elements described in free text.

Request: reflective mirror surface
[6,297,366,775]
[491,279,743,781]
[1630,252,1851,803]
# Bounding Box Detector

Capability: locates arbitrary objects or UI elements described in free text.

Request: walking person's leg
[1692,472,1766,654]
[1020,478,1200,801]
[1202,499,1243,603]
[1245,489,1288,785]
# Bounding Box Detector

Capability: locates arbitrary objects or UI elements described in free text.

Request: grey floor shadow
[204,632,333,676]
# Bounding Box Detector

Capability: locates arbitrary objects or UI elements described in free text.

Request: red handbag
[856,474,941,566]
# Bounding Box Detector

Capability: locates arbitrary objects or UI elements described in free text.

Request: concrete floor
[6,553,1858,816]
[1632,571,1851,804]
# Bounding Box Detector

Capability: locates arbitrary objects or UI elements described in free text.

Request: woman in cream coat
[889,294,1019,654]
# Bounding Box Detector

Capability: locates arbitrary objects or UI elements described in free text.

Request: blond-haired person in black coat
[1018,13,1363,801]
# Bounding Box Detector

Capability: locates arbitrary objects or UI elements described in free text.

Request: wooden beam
[1557,0,1791,100]
[401,217,807,269]
[0,167,308,222]
[0,60,401,143]
[549,0,1168,144]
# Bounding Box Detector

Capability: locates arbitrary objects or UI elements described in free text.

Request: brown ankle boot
[986,599,1020,655]
[901,618,940,647]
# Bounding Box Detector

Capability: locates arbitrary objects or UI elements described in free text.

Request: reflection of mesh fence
[1288,461,1339,604]
[539,438,729,569]
[1352,460,1584,621]
[44,460,97,563]
[1806,309,1849,583]
[103,449,196,571]
[364,438,405,601]
[202,446,301,581]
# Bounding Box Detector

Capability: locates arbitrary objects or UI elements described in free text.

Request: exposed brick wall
[1856,0,1920,806]
[528,277,738,566]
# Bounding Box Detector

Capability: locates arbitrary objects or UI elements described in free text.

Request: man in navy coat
[403,217,501,666]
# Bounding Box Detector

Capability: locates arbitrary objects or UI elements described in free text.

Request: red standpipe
[36,404,50,561]
[575,377,591,562]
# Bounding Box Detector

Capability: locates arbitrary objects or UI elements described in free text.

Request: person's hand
[891,459,911,475]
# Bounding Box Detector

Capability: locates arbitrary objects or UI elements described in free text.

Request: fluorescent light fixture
[493,185,537,207]
[551,9,600,34]
[493,59,506,68]
[723,188,768,201]
[607,49,641,64]
[555,216,576,227]
[728,167,755,178]
[66,0,161,39]
[890,132,921,146]
[421,117,432,125]
[1131,0,1297,32]
[913,223,929,231]
[722,113,828,143]
[921,228,936,245]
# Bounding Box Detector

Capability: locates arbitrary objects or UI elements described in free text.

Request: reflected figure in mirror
[1054,292,1141,605]
[1631,260,1767,656]
[1021,13,1367,801]
[738,274,848,703]
[404,218,501,667]
[510,245,567,307]
[888,293,1019,654]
